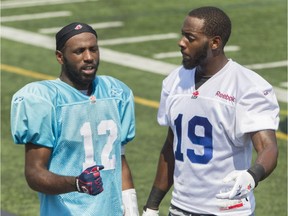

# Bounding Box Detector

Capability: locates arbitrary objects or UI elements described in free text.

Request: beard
[182,42,209,69]
[63,57,99,89]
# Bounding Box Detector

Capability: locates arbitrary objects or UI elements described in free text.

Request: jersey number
[174,114,213,164]
[80,120,117,170]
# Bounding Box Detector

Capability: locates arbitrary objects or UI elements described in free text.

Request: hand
[216,170,255,200]
[75,165,104,195]
[142,207,159,216]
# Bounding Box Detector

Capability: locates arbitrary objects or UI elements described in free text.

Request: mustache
[81,61,99,70]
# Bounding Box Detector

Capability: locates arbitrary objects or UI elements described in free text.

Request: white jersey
[157,60,279,215]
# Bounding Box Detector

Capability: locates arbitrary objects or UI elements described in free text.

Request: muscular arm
[153,127,175,191]
[25,143,76,194]
[122,155,135,190]
[250,129,278,181]
[145,127,175,210]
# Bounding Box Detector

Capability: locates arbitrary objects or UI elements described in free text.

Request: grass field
[1,0,287,215]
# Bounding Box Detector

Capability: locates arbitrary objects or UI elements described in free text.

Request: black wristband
[247,164,266,187]
[144,186,167,210]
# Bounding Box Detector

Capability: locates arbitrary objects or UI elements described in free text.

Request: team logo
[191,90,199,99]
[13,96,24,103]
[247,183,252,191]
[215,91,235,103]
[74,24,83,30]
[89,95,96,103]
[110,88,123,97]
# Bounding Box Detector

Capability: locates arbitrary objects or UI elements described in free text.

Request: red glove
[75,165,104,195]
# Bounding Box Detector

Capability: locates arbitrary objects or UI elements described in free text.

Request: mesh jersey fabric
[11,76,135,216]
[157,59,279,215]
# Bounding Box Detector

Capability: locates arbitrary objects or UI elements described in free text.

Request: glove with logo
[75,165,104,195]
[216,170,255,200]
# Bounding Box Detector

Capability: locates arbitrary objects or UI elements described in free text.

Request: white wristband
[142,208,159,216]
[122,188,139,216]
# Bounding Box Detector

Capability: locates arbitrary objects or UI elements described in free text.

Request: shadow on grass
[279,116,287,134]
[1,210,16,216]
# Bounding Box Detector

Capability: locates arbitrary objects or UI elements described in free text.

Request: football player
[11,22,139,216]
[143,6,279,216]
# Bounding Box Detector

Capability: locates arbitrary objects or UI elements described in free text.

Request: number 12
[80,120,117,171]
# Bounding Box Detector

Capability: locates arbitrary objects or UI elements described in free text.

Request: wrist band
[145,186,167,209]
[247,164,266,187]
[75,177,81,192]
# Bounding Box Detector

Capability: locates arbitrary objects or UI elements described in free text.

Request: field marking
[245,61,288,70]
[99,33,178,46]
[1,11,71,23]
[1,63,286,140]
[280,82,288,88]
[1,26,177,75]
[0,0,98,9]
[0,64,159,109]
[154,46,240,59]
[273,87,288,104]
[39,22,124,34]
[1,25,287,102]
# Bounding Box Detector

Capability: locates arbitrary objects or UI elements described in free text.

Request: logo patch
[89,95,96,103]
[13,96,24,103]
[191,90,199,99]
[215,91,235,102]
[74,24,83,30]
[110,88,123,97]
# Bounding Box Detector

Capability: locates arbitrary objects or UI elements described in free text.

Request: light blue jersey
[11,76,135,216]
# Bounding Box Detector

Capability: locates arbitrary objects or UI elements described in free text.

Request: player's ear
[210,36,222,50]
[55,50,64,64]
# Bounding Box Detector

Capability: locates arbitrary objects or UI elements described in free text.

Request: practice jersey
[11,76,135,216]
[157,60,279,215]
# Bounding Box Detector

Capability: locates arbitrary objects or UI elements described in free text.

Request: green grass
[1,0,287,215]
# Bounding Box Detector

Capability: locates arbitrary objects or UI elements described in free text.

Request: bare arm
[122,155,135,190]
[145,127,175,210]
[250,129,278,182]
[153,127,175,191]
[25,143,76,194]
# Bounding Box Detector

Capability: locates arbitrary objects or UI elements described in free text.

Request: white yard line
[244,61,288,70]
[274,87,288,104]
[1,25,287,103]
[1,11,71,22]
[0,26,177,75]
[280,82,288,88]
[99,33,178,46]
[39,22,124,34]
[154,46,240,59]
[0,0,97,9]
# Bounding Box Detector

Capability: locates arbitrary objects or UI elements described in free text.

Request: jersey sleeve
[157,67,182,126]
[157,84,170,126]
[120,89,136,145]
[235,85,279,137]
[10,83,56,147]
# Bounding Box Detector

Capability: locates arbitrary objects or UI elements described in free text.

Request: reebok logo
[215,91,236,102]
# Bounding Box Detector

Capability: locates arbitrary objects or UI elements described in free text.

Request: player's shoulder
[95,75,133,98]
[96,75,130,88]
[230,60,272,88]
[13,80,59,98]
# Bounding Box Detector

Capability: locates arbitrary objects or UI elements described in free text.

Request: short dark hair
[188,6,231,46]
